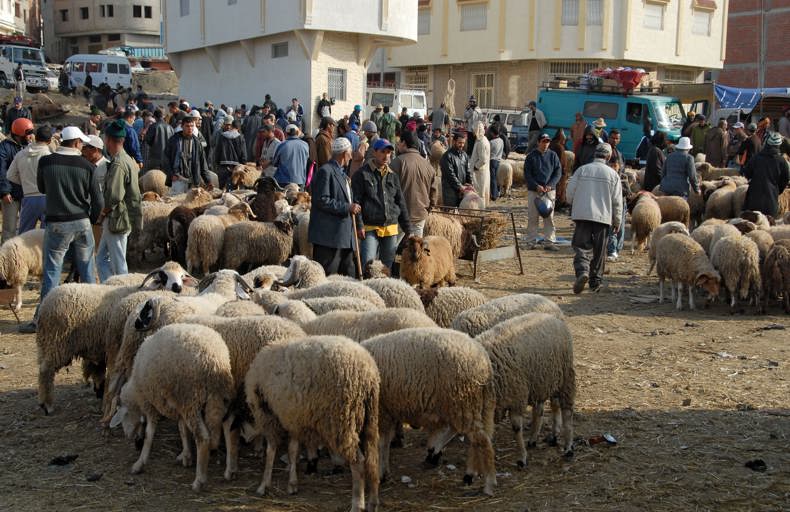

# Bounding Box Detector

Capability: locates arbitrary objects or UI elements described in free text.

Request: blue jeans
[606,204,627,256]
[37,219,96,315]
[18,196,47,233]
[361,230,399,271]
[96,219,129,283]
[489,159,500,200]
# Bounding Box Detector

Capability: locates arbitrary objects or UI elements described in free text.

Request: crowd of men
[0,89,788,331]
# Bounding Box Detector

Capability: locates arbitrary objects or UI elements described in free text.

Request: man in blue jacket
[121,109,143,168]
[524,133,562,250]
[272,125,309,188]
[308,137,362,277]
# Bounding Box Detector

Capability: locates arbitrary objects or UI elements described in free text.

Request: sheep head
[228,202,257,220]
[417,287,439,308]
[254,176,283,195]
[141,191,161,202]
[695,271,721,299]
[253,273,276,290]
[404,236,426,262]
[186,187,212,203]
[363,259,390,279]
[279,255,309,287]
[135,297,163,331]
[139,262,196,293]
[273,210,294,235]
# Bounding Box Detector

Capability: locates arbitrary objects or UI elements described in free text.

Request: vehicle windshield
[655,101,685,131]
[12,47,46,67]
[371,92,394,108]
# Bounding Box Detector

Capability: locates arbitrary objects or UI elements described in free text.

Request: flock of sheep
[625,161,790,313]
[29,257,573,511]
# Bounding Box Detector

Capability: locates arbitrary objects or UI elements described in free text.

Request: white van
[64,54,132,89]
[365,88,427,120]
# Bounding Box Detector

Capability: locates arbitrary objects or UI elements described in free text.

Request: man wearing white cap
[19,126,101,333]
[566,143,622,294]
[308,136,361,277]
[660,136,699,199]
[272,124,309,188]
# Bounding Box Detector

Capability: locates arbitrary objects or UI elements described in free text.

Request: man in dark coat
[742,132,790,217]
[144,109,174,171]
[213,119,247,188]
[163,117,212,194]
[439,130,469,207]
[307,137,362,277]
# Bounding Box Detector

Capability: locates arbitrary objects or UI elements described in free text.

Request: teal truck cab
[514,87,685,160]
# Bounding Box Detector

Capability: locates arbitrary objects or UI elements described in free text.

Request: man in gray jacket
[566,143,623,294]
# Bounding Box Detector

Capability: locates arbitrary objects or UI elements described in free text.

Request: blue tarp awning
[714,83,790,110]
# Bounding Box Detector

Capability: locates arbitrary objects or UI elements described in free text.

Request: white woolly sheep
[770,225,790,242]
[0,228,43,313]
[629,193,661,254]
[362,277,424,311]
[740,211,771,231]
[361,328,496,495]
[654,195,690,227]
[745,229,774,263]
[245,336,380,511]
[293,211,312,258]
[459,184,484,210]
[214,300,268,317]
[476,312,576,467]
[303,308,436,340]
[417,286,488,328]
[497,160,514,198]
[401,235,456,289]
[656,233,721,310]
[708,223,742,255]
[186,202,257,275]
[647,222,690,275]
[286,280,386,308]
[710,235,762,312]
[36,263,193,414]
[110,324,234,491]
[139,169,169,197]
[697,163,740,181]
[278,255,327,289]
[424,212,466,258]
[690,224,717,255]
[270,296,381,325]
[243,264,288,288]
[732,184,749,217]
[760,240,790,314]
[704,178,738,220]
[363,259,390,279]
[222,212,293,271]
[451,293,563,338]
[229,164,262,190]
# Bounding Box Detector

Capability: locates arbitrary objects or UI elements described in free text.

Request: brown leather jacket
[389,148,438,223]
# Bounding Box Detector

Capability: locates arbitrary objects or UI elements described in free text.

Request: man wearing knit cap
[308,136,361,277]
[566,143,622,294]
[272,124,309,188]
[351,138,411,273]
[742,132,790,217]
[95,120,141,282]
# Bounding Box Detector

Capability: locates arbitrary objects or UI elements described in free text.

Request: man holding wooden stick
[308,137,362,277]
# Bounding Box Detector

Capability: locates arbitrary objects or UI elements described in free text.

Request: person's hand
[349,203,361,214]
[1,194,11,204]
[357,229,365,239]
[171,175,180,181]
[206,183,214,191]
[537,185,546,193]
[138,162,143,170]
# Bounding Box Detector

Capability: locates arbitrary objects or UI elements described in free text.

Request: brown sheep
[760,239,790,314]
[401,236,456,289]
[249,176,281,222]
[654,196,690,227]
[628,192,661,254]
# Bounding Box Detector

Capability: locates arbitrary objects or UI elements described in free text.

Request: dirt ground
[0,186,788,512]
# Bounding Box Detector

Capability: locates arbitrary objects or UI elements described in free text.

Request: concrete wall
[0,0,16,35]
[52,0,160,37]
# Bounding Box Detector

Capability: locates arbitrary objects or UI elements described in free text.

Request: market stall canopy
[714,83,790,110]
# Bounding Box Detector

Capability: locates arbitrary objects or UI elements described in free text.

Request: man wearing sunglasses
[0,117,34,243]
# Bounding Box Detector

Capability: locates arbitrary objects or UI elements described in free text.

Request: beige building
[381,0,728,113]
[43,0,161,62]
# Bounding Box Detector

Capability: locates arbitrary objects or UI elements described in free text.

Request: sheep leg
[669,280,676,302]
[13,284,22,313]
[176,420,193,467]
[287,437,300,495]
[378,426,396,482]
[658,278,664,303]
[561,407,574,457]
[675,282,684,310]
[305,444,319,474]
[467,428,496,496]
[630,232,636,255]
[510,412,527,468]
[192,430,210,492]
[37,362,57,415]
[424,426,456,467]
[548,398,562,447]
[222,416,239,480]
[257,436,278,496]
[349,448,366,512]
[527,402,544,448]
[131,415,157,474]
[690,285,697,311]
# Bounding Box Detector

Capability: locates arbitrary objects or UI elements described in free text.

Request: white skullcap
[331,137,352,153]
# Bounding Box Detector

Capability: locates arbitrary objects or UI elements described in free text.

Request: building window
[145,5,152,18]
[663,68,697,83]
[460,3,486,31]
[404,66,428,89]
[108,33,121,41]
[418,9,430,35]
[14,1,19,17]
[228,0,237,3]
[583,100,619,119]
[88,35,101,43]
[180,0,189,16]
[272,42,288,58]
[100,4,114,17]
[328,68,347,101]
[133,5,141,17]
[587,0,602,26]
[80,6,88,19]
[59,8,68,21]
[643,3,664,30]
[471,72,494,108]
[562,0,579,26]
[691,9,711,35]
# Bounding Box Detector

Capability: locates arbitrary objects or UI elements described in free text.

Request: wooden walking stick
[351,213,364,280]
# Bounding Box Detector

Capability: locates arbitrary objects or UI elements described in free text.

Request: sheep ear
[109,406,127,429]
[182,273,198,287]
[422,240,431,255]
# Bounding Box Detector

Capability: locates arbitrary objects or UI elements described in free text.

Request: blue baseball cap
[373,138,395,151]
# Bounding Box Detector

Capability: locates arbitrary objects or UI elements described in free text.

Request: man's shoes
[606,252,618,262]
[18,321,37,334]
[589,282,602,293]
[573,275,588,294]
[544,243,560,252]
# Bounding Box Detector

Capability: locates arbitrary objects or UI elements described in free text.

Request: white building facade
[164,0,417,132]
[380,0,728,112]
